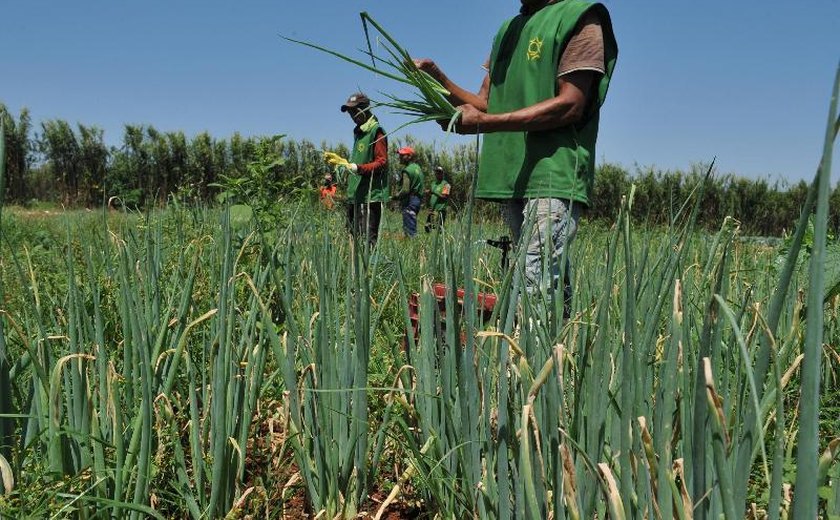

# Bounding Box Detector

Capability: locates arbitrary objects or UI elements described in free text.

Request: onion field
[0,77,838,520]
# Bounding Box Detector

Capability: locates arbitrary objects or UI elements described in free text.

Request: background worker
[319,173,337,209]
[391,147,424,237]
[425,166,451,233]
[414,0,618,319]
[326,92,389,246]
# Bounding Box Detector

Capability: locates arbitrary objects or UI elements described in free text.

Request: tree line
[2,104,838,236]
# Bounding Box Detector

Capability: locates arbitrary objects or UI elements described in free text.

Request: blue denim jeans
[504,198,580,319]
[402,195,421,237]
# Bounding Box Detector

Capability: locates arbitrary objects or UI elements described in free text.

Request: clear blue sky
[2,0,838,184]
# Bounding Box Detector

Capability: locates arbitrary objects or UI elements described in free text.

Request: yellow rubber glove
[323,151,351,169]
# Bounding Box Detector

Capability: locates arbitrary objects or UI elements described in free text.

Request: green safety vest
[477,1,618,205]
[347,117,389,203]
[404,163,424,196]
[429,179,450,211]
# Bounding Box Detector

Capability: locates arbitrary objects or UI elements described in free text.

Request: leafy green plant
[209,134,303,237]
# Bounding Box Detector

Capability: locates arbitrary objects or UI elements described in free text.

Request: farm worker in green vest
[325,92,389,246]
[414,0,618,319]
[391,146,424,237]
[424,166,451,233]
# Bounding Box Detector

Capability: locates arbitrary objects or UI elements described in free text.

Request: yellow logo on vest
[527,37,544,61]
[357,143,366,152]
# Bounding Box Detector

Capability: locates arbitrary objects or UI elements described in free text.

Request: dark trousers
[346,202,382,246]
[424,210,446,233]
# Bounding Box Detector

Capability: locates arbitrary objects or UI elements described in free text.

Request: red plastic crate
[405,283,497,347]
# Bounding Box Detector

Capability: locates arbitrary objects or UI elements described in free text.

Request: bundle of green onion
[283,12,460,132]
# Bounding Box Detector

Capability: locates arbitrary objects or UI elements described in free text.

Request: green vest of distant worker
[429,179,451,211]
[477,1,618,206]
[347,117,389,203]
[404,163,424,196]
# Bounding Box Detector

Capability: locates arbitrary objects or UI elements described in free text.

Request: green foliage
[5,102,840,236]
[283,12,458,133]
[0,104,32,202]
[0,64,838,520]
[774,215,840,307]
[0,188,839,517]
[209,134,306,236]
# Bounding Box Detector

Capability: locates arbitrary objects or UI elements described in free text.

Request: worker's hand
[323,151,352,169]
[413,58,444,82]
[438,104,483,134]
[455,104,485,133]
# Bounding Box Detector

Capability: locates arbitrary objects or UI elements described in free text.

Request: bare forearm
[455,70,596,134]
[471,95,584,132]
[437,74,488,111]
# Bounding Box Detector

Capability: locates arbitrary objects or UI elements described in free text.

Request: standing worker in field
[391,147,424,237]
[414,0,617,319]
[319,173,338,209]
[325,92,389,246]
[425,166,451,233]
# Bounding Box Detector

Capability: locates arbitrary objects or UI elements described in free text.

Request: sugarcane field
[1,2,840,519]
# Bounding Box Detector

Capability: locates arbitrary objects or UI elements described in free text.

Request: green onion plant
[283,12,460,133]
